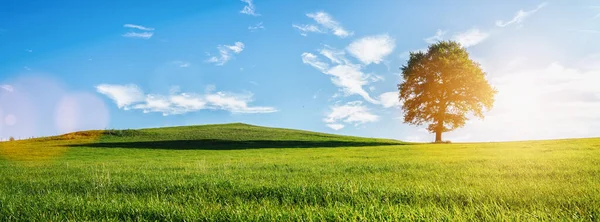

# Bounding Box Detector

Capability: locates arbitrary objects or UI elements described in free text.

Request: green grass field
[1,123,599,221]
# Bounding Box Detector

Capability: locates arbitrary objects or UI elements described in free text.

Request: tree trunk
[435,116,444,143]
[435,101,447,143]
[435,130,442,143]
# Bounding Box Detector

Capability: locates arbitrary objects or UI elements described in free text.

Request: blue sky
[1,0,599,142]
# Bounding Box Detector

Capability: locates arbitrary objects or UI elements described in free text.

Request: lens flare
[4,114,17,126]
[55,93,109,134]
[0,75,110,163]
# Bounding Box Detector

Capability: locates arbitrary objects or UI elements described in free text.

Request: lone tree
[398,41,496,142]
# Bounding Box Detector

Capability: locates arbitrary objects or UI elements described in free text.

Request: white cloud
[226,42,245,53]
[122,24,155,39]
[205,92,277,114]
[379,92,400,108]
[320,47,349,64]
[301,38,399,113]
[324,101,379,129]
[96,84,145,109]
[97,84,276,115]
[122,32,153,39]
[248,22,265,31]
[347,34,396,65]
[302,42,398,106]
[326,123,345,130]
[294,11,352,38]
[133,95,173,114]
[240,0,260,16]
[123,24,154,31]
[1,85,14,92]
[421,28,488,48]
[301,52,330,72]
[327,64,379,104]
[292,24,324,36]
[452,29,489,47]
[302,50,379,104]
[424,29,446,44]
[370,75,384,82]
[308,12,352,37]
[496,2,547,28]
[207,42,245,66]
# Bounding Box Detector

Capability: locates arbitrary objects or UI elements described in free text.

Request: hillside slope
[55,123,406,150]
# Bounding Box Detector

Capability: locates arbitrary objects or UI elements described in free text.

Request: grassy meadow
[0,123,599,221]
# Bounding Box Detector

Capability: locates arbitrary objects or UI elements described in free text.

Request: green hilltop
[53,123,406,150]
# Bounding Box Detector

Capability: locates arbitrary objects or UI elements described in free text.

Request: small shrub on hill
[103,129,143,137]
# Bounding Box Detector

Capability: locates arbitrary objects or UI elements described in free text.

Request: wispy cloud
[248,22,265,32]
[122,32,153,39]
[452,28,489,47]
[1,84,14,92]
[97,84,277,115]
[302,50,379,104]
[206,42,245,66]
[496,2,547,28]
[25,49,33,53]
[346,34,396,65]
[302,35,396,106]
[424,29,446,44]
[292,24,323,36]
[172,61,190,68]
[123,24,155,31]
[421,28,488,48]
[240,0,260,16]
[122,24,155,39]
[324,101,379,130]
[293,11,352,38]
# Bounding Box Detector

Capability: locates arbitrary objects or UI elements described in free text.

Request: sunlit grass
[0,124,598,220]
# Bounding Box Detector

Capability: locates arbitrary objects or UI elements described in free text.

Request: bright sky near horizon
[1,0,599,142]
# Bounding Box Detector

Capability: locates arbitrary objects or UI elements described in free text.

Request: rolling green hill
[1,123,599,221]
[60,123,406,149]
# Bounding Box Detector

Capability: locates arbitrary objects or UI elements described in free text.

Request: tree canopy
[398,41,497,142]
